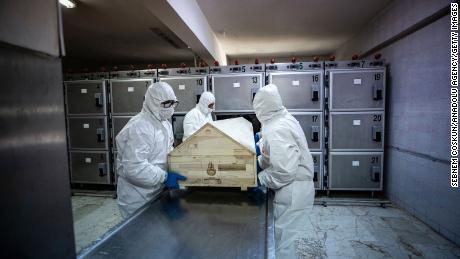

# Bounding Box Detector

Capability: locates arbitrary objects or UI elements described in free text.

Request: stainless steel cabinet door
[68,117,108,150]
[160,77,207,113]
[212,74,262,112]
[329,152,383,190]
[112,116,132,150]
[172,115,185,146]
[329,70,385,111]
[269,71,323,111]
[292,112,323,151]
[110,79,151,115]
[70,151,111,184]
[65,80,107,115]
[330,112,384,151]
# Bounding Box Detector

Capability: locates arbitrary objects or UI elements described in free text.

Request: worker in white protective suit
[253,84,315,258]
[182,92,215,141]
[116,82,187,218]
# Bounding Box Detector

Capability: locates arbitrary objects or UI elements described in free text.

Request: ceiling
[62,0,392,67]
[62,0,195,65]
[196,0,392,58]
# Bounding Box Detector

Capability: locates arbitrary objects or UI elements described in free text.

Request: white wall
[335,0,459,245]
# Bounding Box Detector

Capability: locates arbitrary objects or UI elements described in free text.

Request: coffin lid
[174,117,256,154]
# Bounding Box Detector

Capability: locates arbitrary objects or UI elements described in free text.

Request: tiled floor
[297,205,460,258]
[72,196,123,255]
[71,196,460,258]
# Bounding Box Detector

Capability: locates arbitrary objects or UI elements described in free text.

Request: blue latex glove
[254,132,263,173]
[254,132,262,155]
[164,172,187,189]
[249,177,267,194]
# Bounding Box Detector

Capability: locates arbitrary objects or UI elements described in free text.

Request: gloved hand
[254,132,263,172]
[254,132,262,156]
[257,146,270,173]
[164,171,187,189]
[249,178,267,194]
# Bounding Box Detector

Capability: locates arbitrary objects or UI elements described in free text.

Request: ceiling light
[59,0,76,8]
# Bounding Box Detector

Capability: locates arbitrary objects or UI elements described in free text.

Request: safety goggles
[161,100,179,108]
[208,103,215,109]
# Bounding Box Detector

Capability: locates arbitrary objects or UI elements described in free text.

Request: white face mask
[206,102,215,114]
[159,107,174,120]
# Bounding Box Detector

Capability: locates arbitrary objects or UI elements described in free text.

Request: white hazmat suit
[116,82,176,218]
[253,84,315,258]
[182,92,215,141]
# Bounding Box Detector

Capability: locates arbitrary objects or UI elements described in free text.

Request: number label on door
[312,74,319,82]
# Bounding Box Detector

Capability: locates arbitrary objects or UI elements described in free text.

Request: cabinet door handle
[311,126,320,142]
[97,128,105,142]
[372,126,382,142]
[373,84,383,100]
[94,93,103,107]
[370,166,380,182]
[311,85,319,101]
[98,163,107,177]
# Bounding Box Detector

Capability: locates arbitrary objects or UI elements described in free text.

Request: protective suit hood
[182,92,215,141]
[197,91,215,115]
[253,84,286,124]
[142,82,177,121]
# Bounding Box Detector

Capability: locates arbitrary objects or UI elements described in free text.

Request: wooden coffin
[168,117,257,190]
